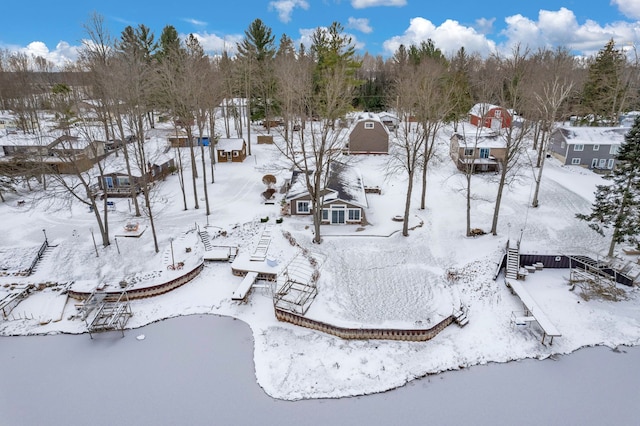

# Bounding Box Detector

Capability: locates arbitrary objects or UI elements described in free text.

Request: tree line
[0,14,638,253]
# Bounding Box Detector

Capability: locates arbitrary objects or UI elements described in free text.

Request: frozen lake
[1,314,638,426]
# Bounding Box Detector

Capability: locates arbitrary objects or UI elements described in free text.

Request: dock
[506,279,561,345]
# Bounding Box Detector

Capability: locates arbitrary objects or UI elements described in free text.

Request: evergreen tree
[580,39,628,125]
[156,25,181,61]
[577,116,640,256]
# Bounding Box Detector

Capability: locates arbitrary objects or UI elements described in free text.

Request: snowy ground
[1,119,639,401]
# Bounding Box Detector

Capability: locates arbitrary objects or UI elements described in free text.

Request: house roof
[451,132,507,149]
[555,126,625,145]
[0,133,55,147]
[348,112,390,136]
[286,162,368,209]
[377,112,399,122]
[324,162,368,208]
[469,103,507,117]
[217,138,245,151]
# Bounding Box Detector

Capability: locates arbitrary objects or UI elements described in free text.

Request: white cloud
[183,18,208,27]
[351,0,406,9]
[269,0,310,23]
[499,8,640,57]
[475,17,495,35]
[347,17,373,34]
[382,17,497,57]
[383,7,640,59]
[611,0,640,20]
[18,41,79,68]
[188,32,243,55]
[296,27,364,52]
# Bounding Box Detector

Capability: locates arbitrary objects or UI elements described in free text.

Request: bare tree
[488,46,533,236]
[274,23,359,243]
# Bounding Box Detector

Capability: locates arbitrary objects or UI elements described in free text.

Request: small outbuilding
[347,112,389,154]
[216,138,247,162]
[469,103,512,130]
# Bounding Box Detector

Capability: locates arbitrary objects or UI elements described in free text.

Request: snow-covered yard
[1,120,639,401]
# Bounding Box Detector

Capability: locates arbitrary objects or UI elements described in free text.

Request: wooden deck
[506,279,561,345]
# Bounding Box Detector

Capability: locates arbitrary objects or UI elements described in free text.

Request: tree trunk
[490,164,508,235]
[200,143,210,216]
[175,147,188,210]
[185,128,200,209]
[466,173,472,237]
[402,171,414,236]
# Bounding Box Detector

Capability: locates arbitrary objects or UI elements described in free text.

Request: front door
[598,159,607,168]
[226,152,232,162]
[331,209,345,224]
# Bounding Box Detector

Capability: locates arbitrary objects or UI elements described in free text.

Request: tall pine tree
[577,116,640,256]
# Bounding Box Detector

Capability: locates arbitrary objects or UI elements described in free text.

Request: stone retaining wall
[275,308,455,342]
[68,262,204,301]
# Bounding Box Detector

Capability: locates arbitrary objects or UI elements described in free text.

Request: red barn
[469,103,512,129]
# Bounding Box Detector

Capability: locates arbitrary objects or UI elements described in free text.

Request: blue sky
[2,0,640,66]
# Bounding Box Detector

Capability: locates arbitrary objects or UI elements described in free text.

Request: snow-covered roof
[451,132,506,149]
[555,126,625,145]
[216,138,245,151]
[0,133,54,147]
[348,112,390,136]
[286,162,368,208]
[324,162,368,208]
[469,103,504,116]
[377,112,399,122]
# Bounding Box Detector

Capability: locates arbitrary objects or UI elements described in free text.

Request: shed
[347,112,389,154]
[216,138,247,162]
[469,103,512,130]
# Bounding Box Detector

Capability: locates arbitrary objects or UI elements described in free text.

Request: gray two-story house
[548,126,624,171]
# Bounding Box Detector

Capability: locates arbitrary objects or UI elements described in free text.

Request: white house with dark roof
[548,126,624,171]
[286,161,368,225]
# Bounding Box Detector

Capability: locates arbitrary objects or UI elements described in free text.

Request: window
[233,151,239,157]
[592,144,599,151]
[463,148,474,156]
[297,200,310,213]
[591,159,598,168]
[607,159,615,169]
[348,209,361,221]
[117,176,130,186]
[610,145,619,155]
[322,209,329,221]
[573,144,584,151]
[364,122,374,129]
[571,158,581,165]
[479,148,490,159]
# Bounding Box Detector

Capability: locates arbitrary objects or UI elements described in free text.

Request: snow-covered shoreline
[2,121,640,402]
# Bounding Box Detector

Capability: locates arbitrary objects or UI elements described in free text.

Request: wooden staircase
[506,241,520,280]
[198,230,213,252]
[453,306,469,327]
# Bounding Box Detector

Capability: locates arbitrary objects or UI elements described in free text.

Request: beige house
[449,132,507,173]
